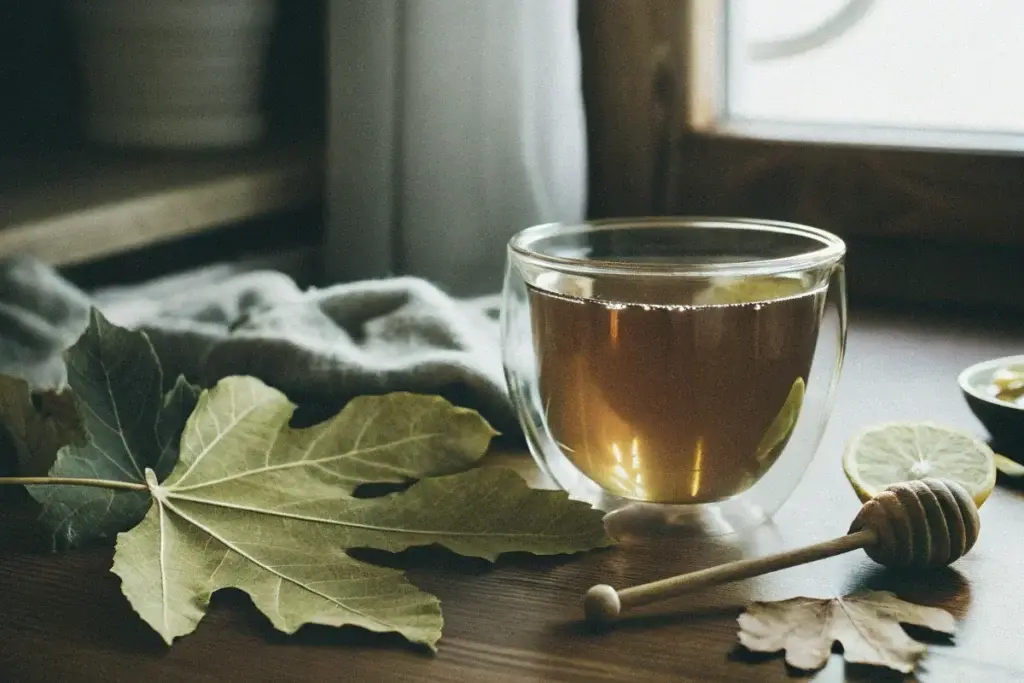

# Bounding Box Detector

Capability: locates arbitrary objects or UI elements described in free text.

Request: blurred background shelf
[0,143,323,266]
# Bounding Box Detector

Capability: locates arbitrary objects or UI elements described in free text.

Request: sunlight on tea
[690,438,704,499]
[606,439,649,499]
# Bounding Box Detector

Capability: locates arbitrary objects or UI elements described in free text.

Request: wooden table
[2,308,1022,682]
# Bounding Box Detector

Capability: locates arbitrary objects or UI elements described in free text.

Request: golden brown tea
[529,277,825,504]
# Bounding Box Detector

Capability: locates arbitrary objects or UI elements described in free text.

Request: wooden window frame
[580,1,1024,311]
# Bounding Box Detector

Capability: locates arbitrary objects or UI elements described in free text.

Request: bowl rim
[507,216,847,278]
[957,354,1024,411]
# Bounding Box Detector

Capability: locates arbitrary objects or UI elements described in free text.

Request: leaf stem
[0,477,148,492]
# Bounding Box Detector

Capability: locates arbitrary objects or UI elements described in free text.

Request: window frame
[579,0,1024,310]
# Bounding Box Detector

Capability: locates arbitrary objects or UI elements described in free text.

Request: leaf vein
[172,401,266,487]
[170,434,442,493]
[166,493,581,540]
[159,497,401,632]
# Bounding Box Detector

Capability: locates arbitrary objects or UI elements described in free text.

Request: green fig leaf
[27,309,199,549]
[113,376,611,649]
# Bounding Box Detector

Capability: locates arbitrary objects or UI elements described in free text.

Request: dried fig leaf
[738,590,956,673]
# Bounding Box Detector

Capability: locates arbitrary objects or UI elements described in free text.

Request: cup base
[530,437,775,539]
[600,498,770,539]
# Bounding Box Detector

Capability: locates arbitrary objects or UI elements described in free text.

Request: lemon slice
[842,422,996,507]
[755,377,806,465]
[693,275,807,306]
[995,453,1024,477]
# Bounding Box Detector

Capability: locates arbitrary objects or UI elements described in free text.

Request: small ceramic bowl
[958,355,1024,447]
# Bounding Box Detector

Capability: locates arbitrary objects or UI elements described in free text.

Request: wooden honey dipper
[584,478,980,626]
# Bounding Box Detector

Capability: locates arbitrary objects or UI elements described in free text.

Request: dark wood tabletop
[2,307,1022,683]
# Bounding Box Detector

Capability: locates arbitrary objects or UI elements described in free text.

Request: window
[580,0,1024,310]
[728,0,1024,139]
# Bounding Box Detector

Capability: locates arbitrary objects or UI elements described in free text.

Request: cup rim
[508,216,846,278]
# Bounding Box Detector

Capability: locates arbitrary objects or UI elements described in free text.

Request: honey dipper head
[848,478,980,569]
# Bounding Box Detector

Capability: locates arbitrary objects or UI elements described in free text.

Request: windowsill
[697,119,1024,157]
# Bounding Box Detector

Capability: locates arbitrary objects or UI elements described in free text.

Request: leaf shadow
[275,621,434,655]
[727,645,817,679]
[41,558,170,656]
[106,619,171,655]
[348,545,590,576]
[727,643,918,680]
[730,643,841,680]
[841,662,915,682]
[206,587,435,655]
[351,481,414,499]
[842,565,972,621]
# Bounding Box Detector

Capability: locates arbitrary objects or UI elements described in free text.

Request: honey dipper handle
[585,529,878,625]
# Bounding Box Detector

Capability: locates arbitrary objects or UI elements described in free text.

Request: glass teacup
[501,217,847,535]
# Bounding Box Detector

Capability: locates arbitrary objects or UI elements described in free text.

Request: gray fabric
[0,257,92,389]
[0,257,517,434]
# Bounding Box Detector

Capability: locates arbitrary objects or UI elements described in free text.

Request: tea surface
[529,278,824,504]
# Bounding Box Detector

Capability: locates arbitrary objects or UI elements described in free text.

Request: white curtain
[327,0,588,296]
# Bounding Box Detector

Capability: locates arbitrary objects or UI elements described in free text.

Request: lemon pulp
[842,421,996,508]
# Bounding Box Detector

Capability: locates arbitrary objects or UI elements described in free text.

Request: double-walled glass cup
[501,218,847,536]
